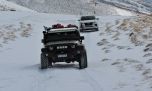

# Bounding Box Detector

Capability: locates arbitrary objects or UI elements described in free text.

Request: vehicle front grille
[85,22,93,27]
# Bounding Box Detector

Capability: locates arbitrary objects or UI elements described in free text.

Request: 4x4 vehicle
[41,25,87,69]
[79,15,99,32]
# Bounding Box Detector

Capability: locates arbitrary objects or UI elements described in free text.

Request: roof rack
[48,27,78,33]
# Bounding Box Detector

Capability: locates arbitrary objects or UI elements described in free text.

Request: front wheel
[79,50,88,69]
[95,28,99,31]
[41,53,48,69]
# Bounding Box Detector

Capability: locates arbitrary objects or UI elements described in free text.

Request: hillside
[0,0,34,11]
[7,0,134,16]
[98,0,152,14]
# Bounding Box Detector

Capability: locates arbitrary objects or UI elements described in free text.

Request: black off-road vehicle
[41,26,87,69]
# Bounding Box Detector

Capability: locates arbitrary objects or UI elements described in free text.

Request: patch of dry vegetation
[0,22,32,47]
[117,18,130,31]
[20,22,32,37]
[105,23,114,32]
[0,4,15,11]
[118,15,152,45]
[101,15,152,89]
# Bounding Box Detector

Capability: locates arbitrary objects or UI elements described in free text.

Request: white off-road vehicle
[79,15,99,32]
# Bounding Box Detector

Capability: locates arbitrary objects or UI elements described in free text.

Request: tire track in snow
[29,70,55,91]
[80,70,103,91]
[81,28,102,91]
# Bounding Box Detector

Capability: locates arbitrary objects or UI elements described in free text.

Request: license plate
[58,54,67,58]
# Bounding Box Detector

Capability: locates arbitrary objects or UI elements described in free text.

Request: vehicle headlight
[49,47,54,50]
[94,23,97,26]
[82,23,85,27]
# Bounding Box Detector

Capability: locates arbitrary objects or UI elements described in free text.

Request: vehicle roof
[48,28,78,33]
[81,15,95,17]
[80,15,96,20]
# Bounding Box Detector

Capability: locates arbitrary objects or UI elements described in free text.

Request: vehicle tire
[94,28,98,31]
[79,49,88,69]
[96,28,99,31]
[41,53,48,69]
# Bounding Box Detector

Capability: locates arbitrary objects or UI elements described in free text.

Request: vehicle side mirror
[43,31,46,34]
[80,36,84,40]
[41,39,44,43]
[43,26,51,32]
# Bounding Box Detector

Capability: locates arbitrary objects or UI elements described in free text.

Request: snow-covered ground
[0,11,152,91]
[1,0,152,91]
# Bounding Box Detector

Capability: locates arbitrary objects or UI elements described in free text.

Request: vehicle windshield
[81,16,95,21]
[45,30,80,42]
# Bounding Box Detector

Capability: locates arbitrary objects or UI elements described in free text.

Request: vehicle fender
[41,48,48,53]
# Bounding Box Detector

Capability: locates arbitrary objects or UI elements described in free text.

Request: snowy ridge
[7,0,134,16]
[0,0,35,11]
[98,0,152,14]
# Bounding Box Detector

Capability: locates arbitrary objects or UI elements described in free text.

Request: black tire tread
[41,53,48,69]
[79,49,88,69]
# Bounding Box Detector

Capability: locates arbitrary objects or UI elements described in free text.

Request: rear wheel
[79,50,88,69]
[41,53,48,69]
[95,28,99,31]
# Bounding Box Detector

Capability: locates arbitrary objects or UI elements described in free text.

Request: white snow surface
[0,11,152,91]
[0,1,152,91]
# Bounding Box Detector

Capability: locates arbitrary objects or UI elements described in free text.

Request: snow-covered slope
[7,0,134,16]
[98,0,152,14]
[0,0,34,11]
